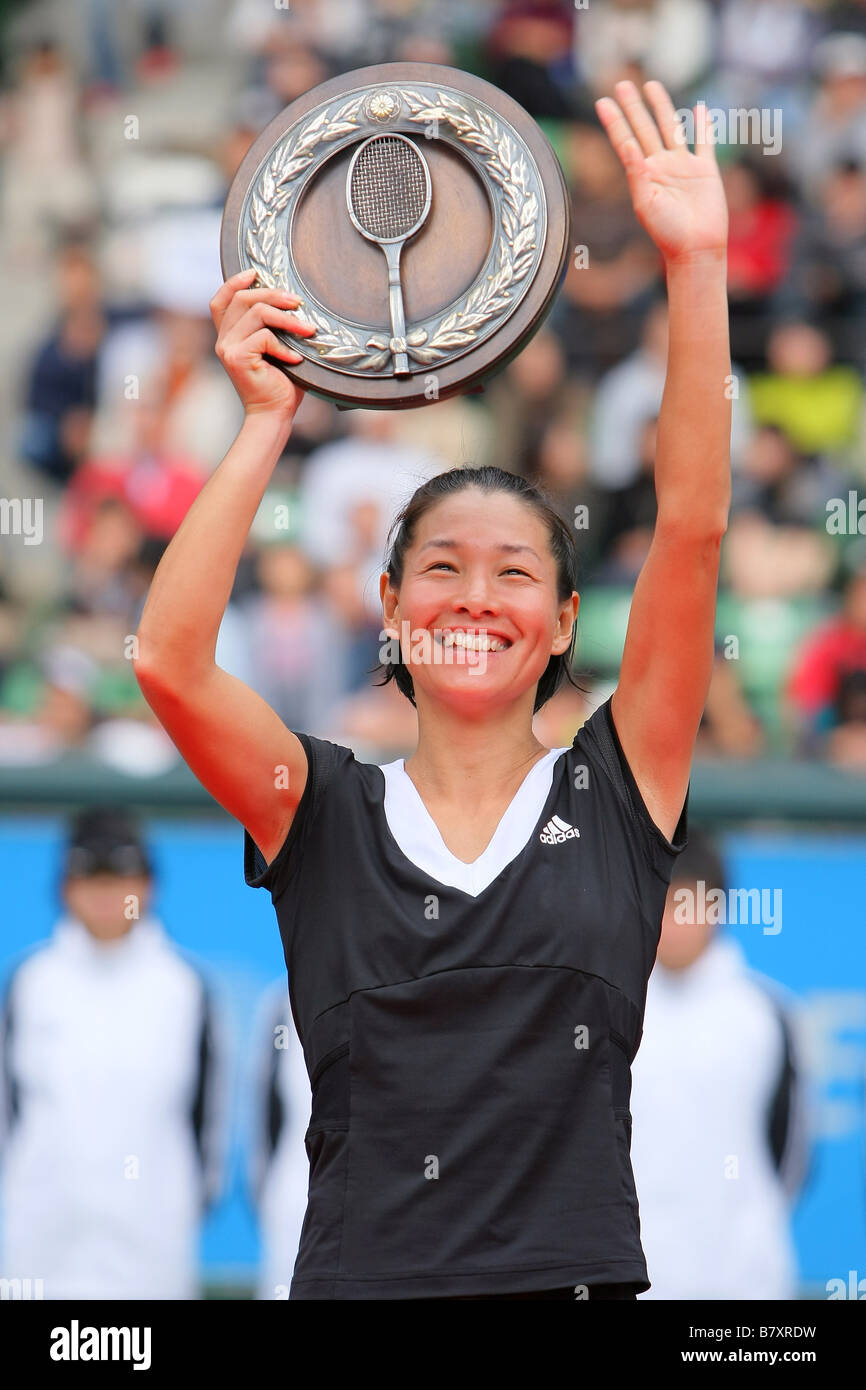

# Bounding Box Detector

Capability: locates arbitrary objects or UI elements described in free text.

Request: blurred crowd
[1,0,866,772]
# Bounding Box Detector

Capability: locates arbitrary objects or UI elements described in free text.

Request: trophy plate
[220,62,571,410]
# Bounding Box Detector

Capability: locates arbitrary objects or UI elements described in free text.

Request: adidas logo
[540,815,580,845]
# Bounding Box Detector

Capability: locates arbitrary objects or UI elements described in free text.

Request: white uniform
[247,982,312,1300]
[629,935,811,1300]
[0,914,227,1300]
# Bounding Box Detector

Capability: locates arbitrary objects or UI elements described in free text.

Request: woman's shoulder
[293,729,392,798]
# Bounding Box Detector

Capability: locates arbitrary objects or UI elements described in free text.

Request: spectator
[595,413,659,584]
[17,239,105,487]
[247,981,311,1301]
[485,1,578,119]
[794,33,866,207]
[0,645,95,765]
[552,123,662,376]
[92,307,242,476]
[484,328,584,478]
[60,399,205,546]
[747,319,862,455]
[239,542,342,730]
[630,831,812,1299]
[0,809,229,1298]
[716,0,816,104]
[695,648,766,760]
[0,40,98,264]
[296,409,448,574]
[826,666,866,767]
[723,159,798,370]
[574,0,715,101]
[65,497,145,619]
[787,562,866,752]
[526,400,608,578]
[781,159,866,368]
[590,298,753,485]
[724,425,838,598]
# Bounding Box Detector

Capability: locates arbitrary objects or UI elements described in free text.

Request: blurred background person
[574,0,715,102]
[0,39,98,266]
[247,980,312,1301]
[787,559,866,760]
[630,830,813,1300]
[0,807,228,1299]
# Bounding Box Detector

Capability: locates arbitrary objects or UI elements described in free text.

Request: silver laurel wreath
[243,87,540,374]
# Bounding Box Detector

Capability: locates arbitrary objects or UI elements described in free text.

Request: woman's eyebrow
[418,539,542,561]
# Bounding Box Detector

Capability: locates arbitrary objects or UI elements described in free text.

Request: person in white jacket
[629,829,813,1300]
[0,807,228,1300]
[247,980,311,1300]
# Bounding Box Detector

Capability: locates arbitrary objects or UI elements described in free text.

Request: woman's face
[380,489,578,718]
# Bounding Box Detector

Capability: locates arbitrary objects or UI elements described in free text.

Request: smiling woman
[133,77,731,1300]
[376,465,581,714]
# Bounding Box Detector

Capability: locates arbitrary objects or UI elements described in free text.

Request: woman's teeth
[436,630,509,652]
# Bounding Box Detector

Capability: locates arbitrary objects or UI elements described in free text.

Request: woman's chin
[412,664,536,713]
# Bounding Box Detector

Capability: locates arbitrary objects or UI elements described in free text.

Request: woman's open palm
[595,80,728,264]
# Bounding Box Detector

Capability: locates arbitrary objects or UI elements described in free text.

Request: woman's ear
[552,591,579,655]
[380,571,399,639]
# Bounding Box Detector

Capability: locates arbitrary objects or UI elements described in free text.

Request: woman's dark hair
[374,465,580,713]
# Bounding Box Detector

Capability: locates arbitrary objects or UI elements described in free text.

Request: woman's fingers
[209,267,257,331]
[612,79,665,157]
[693,99,717,161]
[642,79,685,151]
[594,94,647,178]
[217,302,316,367]
[217,287,306,341]
[210,270,305,335]
[219,300,316,350]
[246,302,316,340]
[246,326,308,365]
[597,80,717,168]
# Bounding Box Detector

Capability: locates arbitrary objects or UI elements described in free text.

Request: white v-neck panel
[377,745,570,898]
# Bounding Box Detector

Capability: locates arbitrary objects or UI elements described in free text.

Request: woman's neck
[404,698,548,803]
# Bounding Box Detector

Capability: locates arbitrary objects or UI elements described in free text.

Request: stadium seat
[574,587,633,676]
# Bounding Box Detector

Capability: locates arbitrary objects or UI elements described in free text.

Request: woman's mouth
[432,628,512,653]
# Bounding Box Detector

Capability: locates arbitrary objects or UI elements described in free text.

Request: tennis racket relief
[346,133,432,376]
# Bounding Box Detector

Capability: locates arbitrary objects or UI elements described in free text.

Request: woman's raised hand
[595,80,728,266]
[209,267,318,419]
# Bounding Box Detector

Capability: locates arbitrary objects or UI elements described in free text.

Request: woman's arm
[134,270,318,865]
[596,81,731,840]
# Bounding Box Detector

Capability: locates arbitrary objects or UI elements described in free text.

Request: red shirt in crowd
[788,619,866,719]
[727,200,797,297]
[60,452,204,549]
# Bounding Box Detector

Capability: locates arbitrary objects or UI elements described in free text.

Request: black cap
[63,807,153,879]
[669,826,726,896]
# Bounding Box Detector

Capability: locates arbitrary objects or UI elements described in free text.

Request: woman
[134,79,731,1300]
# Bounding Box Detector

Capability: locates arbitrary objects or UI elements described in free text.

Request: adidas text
[540,816,580,845]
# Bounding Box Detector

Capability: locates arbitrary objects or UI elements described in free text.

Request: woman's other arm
[596,82,731,840]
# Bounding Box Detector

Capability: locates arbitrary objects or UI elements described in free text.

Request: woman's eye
[425,562,530,576]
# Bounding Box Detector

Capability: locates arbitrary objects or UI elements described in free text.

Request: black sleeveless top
[244,696,687,1299]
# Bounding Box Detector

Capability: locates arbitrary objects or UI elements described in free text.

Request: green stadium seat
[574,587,632,676]
[714,594,836,749]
